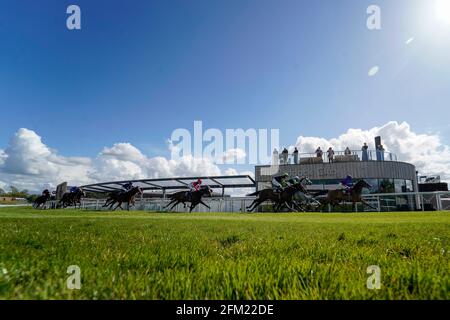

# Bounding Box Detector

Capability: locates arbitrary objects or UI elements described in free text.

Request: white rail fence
[41,191,450,212]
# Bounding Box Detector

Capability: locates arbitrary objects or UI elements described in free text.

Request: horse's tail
[246,191,260,197]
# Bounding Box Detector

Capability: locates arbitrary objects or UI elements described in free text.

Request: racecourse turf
[0,207,448,299]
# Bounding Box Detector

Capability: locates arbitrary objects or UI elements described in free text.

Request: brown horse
[103,186,143,211]
[33,190,51,209]
[246,181,306,212]
[164,185,213,212]
[59,188,85,208]
[321,179,375,211]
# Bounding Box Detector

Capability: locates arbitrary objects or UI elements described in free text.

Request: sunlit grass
[0,207,448,299]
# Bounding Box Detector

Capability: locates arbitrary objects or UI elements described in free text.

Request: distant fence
[42,191,450,212]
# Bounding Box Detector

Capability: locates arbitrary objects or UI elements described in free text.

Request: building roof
[80,175,255,193]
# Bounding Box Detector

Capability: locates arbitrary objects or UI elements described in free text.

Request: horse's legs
[113,202,122,211]
[199,200,210,209]
[247,199,262,212]
[169,200,181,211]
[103,198,112,207]
[285,201,297,212]
[246,199,258,210]
[361,198,376,210]
[108,200,116,210]
[165,199,176,209]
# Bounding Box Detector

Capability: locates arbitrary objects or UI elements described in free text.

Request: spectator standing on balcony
[281,148,289,164]
[344,147,351,156]
[327,147,335,163]
[272,148,279,165]
[315,147,323,158]
[376,144,385,161]
[293,147,299,164]
[361,143,369,161]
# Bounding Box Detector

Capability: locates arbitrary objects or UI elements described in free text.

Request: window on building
[394,179,406,193]
[363,179,379,194]
[379,179,395,193]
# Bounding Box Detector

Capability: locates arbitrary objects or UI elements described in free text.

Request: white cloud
[0,128,91,191]
[222,148,247,163]
[292,121,450,181]
[368,66,379,77]
[0,129,224,193]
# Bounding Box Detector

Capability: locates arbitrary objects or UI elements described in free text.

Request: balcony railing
[273,149,398,165]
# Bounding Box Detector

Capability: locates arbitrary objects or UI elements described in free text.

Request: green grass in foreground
[0,207,449,299]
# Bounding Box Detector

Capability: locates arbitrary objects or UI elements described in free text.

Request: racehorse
[102,186,143,211]
[164,185,213,212]
[59,188,86,209]
[320,179,375,211]
[246,181,306,212]
[33,189,51,209]
[289,177,321,212]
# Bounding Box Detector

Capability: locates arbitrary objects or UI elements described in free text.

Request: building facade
[255,150,418,196]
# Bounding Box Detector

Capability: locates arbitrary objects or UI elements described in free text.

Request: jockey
[187,178,202,201]
[272,173,289,192]
[122,182,133,192]
[69,186,79,193]
[287,176,300,186]
[42,189,50,196]
[189,178,202,193]
[340,175,353,194]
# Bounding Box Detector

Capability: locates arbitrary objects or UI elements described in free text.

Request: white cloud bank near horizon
[291,121,450,182]
[0,121,449,193]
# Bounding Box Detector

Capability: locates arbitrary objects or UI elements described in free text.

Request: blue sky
[1,0,449,160]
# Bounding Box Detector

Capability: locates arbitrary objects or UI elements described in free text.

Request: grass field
[0,207,448,300]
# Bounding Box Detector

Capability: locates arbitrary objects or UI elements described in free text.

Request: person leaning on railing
[376,144,385,161]
[293,147,299,164]
[327,147,335,163]
[315,147,323,158]
[361,143,369,161]
[344,147,351,156]
[281,147,289,164]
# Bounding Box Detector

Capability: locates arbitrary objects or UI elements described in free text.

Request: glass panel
[214,177,254,185]
[395,179,406,193]
[405,180,414,192]
[363,179,379,194]
[150,180,189,187]
[379,179,394,193]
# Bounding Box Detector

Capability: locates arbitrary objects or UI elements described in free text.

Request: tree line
[0,186,39,202]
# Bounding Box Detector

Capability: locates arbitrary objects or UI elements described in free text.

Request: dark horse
[321,179,375,211]
[246,181,306,212]
[164,185,213,212]
[102,186,143,211]
[59,188,86,208]
[33,189,51,209]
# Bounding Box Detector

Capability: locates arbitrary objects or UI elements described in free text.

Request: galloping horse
[321,179,375,211]
[33,189,51,209]
[59,188,85,208]
[164,185,213,212]
[103,186,143,211]
[246,180,306,212]
[290,177,321,211]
